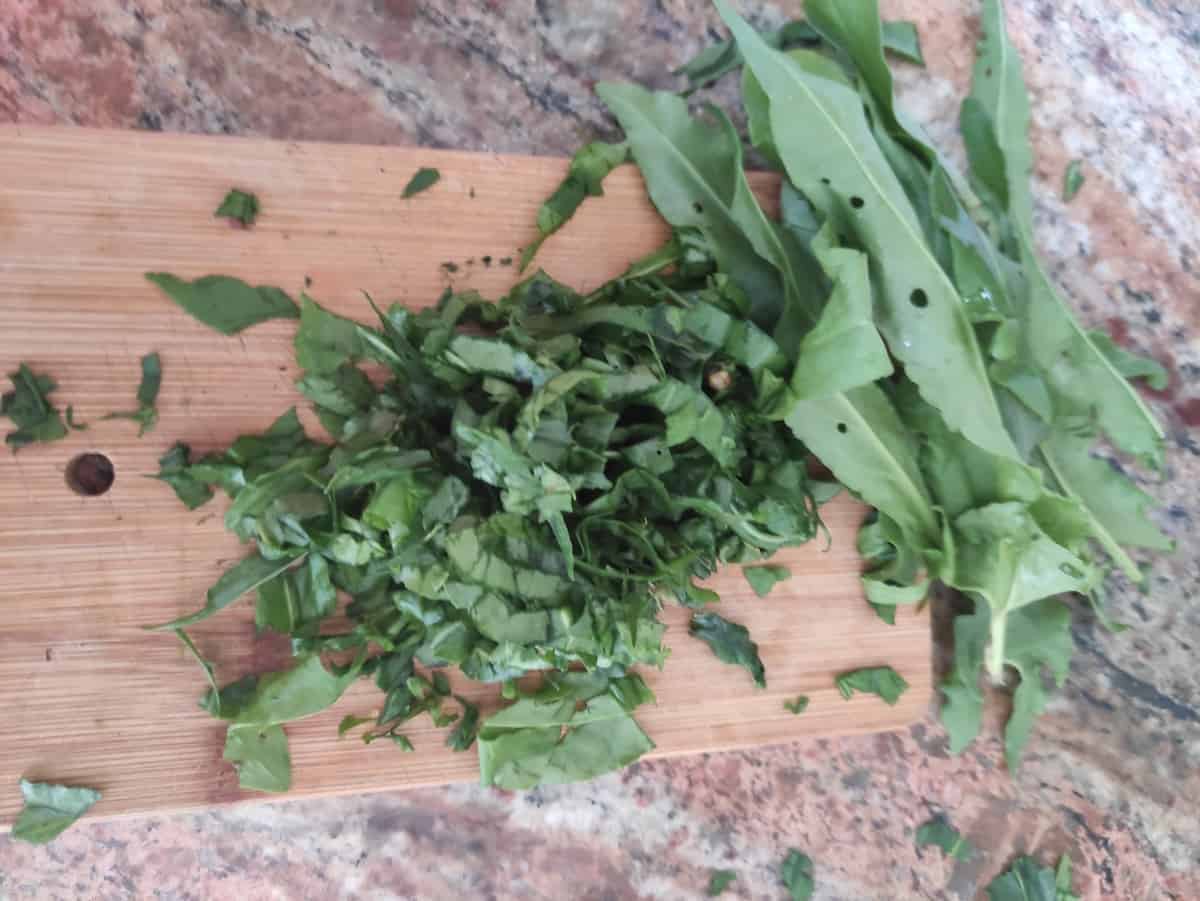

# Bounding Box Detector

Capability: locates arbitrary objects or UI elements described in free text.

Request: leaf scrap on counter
[103,351,161,436]
[1062,160,1085,202]
[147,273,299,334]
[519,141,628,271]
[689,612,766,688]
[11,779,102,844]
[783,695,810,715]
[402,167,441,198]
[707,868,738,896]
[986,853,1079,901]
[215,188,260,226]
[916,815,973,860]
[2,363,68,451]
[743,563,791,597]
[780,849,815,901]
[836,666,909,705]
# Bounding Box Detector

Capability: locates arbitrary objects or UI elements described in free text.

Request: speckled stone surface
[1,1,1198,899]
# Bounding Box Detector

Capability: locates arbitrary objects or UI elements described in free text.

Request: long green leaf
[715,1,1017,460]
[148,552,304,630]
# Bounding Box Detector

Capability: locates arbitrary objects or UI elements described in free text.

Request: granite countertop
[1,1,1197,898]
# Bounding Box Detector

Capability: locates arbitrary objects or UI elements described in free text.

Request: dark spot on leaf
[836,423,848,434]
[693,201,704,214]
[910,289,928,308]
[820,177,831,186]
[66,452,115,496]
[850,196,864,209]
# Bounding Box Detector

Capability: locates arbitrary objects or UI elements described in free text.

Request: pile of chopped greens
[127,0,1171,796]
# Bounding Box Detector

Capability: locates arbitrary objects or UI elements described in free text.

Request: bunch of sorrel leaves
[150,0,1169,792]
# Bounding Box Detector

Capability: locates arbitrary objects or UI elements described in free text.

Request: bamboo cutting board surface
[0,125,931,828]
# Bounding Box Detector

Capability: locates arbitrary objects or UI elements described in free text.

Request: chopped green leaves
[836,666,909,705]
[689,612,766,688]
[402,167,441,198]
[148,552,304,631]
[446,696,480,751]
[916,815,973,860]
[780,849,815,901]
[147,273,299,335]
[215,188,260,225]
[103,351,161,436]
[2,364,67,450]
[743,564,790,597]
[11,779,101,844]
[707,869,737,896]
[1062,160,1085,202]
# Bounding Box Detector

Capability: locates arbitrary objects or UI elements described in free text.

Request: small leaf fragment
[743,563,791,597]
[402,167,441,198]
[783,696,809,715]
[1062,160,1085,202]
[689,612,766,688]
[707,868,737,896]
[12,779,102,844]
[215,188,260,225]
[147,273,299,335]
[916,815,973,860]
[2,363,68,451]
[836,666,909,705]
[103,351,162,436]
[780,849,814,901]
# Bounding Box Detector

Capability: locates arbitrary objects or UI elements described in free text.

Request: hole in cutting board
[66,453,115,496]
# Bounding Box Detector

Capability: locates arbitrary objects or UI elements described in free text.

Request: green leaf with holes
[716,0,1017,461]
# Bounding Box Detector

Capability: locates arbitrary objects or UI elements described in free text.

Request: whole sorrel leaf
[12,779,101,844]
[986,854,1077,901]
[689,612,765,688]
[402,167,440,198]
[147,273,299,335]
[215,188,260,225]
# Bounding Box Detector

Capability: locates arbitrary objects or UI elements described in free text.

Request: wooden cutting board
[0,125,931,828]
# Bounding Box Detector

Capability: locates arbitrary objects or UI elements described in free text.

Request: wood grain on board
[0,126,932,827]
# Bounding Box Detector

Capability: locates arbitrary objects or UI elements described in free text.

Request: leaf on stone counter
[986,853,1078,901]
[707,868,737,896]
[689,612,766,688]
[2,363,68,451]
[147,273,299,335]
[916,815,973,860]
[743,564,791,597]
[402,167,441,198]
[215,188,260,225]
[1085,331,1168,391]
[11,779,102,844]
[1062,160,1085,202]
[780,848,815,901]
[836,665,909,705]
